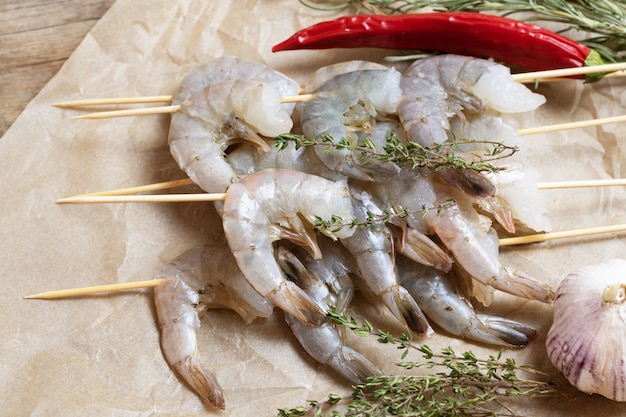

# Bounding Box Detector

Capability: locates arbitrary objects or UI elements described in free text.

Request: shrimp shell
[398,54,545,147]
[397,255,537,347]
[222,168,355,326]
[168,79,297,193]
[300,68,403,181]
[277,243,382,383]
[172,55,300,113]
[153,245,273,410]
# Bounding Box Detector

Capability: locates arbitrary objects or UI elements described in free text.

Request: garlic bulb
[546,259,626,401]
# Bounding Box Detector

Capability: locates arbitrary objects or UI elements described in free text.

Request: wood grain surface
[0,0,115,137]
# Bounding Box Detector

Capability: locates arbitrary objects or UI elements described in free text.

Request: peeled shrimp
[153,245,274,410]
[222,168,355,326]
[396,255,537,347]
[277,243,382,383]
[341,187,433,336]
[300,68,403,181]
[168,78,298,194]
[425,193,555,303]
[398,54,545,147]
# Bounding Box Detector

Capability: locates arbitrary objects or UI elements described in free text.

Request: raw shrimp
[363,170,453,272]
[301,60,388,93]
[172,55,300,112]
[425,192,555,303]
[300,68,403,181]
[340,187,433,336]
[398,54,546,147]
[168,78,298,193]
[396,255,537,347]
[277,243,382,383]
[450,112,552,233]
[153,245,274,410]
[222,168,355,326]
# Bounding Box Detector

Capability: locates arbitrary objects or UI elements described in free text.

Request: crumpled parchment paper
[2,0,626,416]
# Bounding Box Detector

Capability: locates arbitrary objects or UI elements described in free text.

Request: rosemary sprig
[278,311,557,417]
[299,0,626,63]
[274,131,517,173]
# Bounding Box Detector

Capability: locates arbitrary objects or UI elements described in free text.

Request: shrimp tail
[475,314,538,348]
[395,228,453,272]
[382,288,433,337]
[433,168,497,199]
[272,280,327,326]
[171,354,226,410]
[326,346,383,383]
[491,268,555,303]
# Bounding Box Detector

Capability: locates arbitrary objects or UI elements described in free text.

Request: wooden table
[0,0,115,137]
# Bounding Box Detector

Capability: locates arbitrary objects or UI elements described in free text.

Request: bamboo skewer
[54,95,174,108]
[68,94,316,120]
[498,224,626,246]
[24,279,166,299]
[25,222,626,300]
[55,177,626,205]
[510,62,626,84]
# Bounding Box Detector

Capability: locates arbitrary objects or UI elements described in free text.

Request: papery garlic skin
[546,259,626,401]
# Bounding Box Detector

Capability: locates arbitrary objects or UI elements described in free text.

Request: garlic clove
[546,258,626,401]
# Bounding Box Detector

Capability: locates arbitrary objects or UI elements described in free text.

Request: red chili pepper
[272,12,605,81]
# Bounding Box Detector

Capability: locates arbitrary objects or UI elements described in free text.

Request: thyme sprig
[278,311,557,417]
[274,131,517,173]
[312,200,455,233]
[299,0,626,63]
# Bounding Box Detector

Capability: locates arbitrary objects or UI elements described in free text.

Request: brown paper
[2,0,626,415]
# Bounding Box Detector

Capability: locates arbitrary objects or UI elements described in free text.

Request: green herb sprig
[299,0,626,63]
[278,311,558,417]
[274,131,517,173]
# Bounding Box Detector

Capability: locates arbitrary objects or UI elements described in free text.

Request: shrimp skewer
[221,168,355,326]
[154,245,274,410]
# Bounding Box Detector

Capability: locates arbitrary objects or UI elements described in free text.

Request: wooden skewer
[537,178,626,190]
[57,193,225,204]
[517,114,626,136]
[511,62,626,84]
[24,279,167,299]
[80,178,194,196]
[498,224,626,246]
[25,222,626,299]
[70,94,317,120]
[57,177,626,205]
[54,95,174,108]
